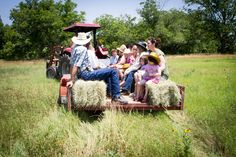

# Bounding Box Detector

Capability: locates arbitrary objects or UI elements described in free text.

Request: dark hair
[126,43,133,49]
[143,57,148,65]
[148,37,161,48]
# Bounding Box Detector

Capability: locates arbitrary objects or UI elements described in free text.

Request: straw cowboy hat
[117,44,127,53]
[136,41,147,51]
[123,48,132,54]
[148,52,160,64]
[71,32,92,45]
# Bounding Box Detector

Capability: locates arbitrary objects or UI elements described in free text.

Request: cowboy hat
[148,52,160,64]
[117,44,127,53]
[71,32,92,45]
[135,41,147,51]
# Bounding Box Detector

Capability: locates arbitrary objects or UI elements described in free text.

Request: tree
[0,16,4,51]
[3,0,85,59]
[137,0,160,36]
[156,10,190,54]
[185,0,236,53]
[95,14,137,50]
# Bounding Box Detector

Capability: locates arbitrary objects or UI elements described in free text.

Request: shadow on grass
[75,110,104,123]
[73,109,166,123]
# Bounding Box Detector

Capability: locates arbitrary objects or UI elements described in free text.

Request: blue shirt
[70,45,92,72]
[110,55,119,65]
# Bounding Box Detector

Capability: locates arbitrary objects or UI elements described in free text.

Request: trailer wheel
[46,66,57,79]
[58,54,70,78]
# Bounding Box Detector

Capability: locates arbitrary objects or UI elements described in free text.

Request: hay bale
[147,80,181,107]
[72,80,107,108]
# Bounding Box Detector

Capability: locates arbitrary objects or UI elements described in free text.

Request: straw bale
[147,80,181,107]
[72,80,107,107]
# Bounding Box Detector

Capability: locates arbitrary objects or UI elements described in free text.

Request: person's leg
[105,78,111,97]
[142,85,148,103]
[80,68,120,98]
[135,82,140,101]
[122,70,137,92]
[142,81,151,103]
[138,80,146,101]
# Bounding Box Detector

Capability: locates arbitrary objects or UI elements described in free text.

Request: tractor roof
[63,23,101,32]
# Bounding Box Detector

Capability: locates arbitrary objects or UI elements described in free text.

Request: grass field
[0,55,235,157]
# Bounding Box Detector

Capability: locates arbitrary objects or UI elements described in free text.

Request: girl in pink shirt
[135,52,161,102]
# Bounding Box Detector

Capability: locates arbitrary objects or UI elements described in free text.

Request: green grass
[0,55,235,157]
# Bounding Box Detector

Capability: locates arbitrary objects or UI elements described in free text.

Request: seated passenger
[67,32,128,104]
[110,49,119,65]
[135,52,161,102]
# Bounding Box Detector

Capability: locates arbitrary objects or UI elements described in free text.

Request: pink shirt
[142,64,160,83]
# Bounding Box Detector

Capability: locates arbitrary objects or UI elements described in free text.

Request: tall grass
[169,55,236,156]
[0,55,235,157]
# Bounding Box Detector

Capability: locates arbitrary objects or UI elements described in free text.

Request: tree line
[0,0,235,60]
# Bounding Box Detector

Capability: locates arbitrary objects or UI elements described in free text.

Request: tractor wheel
[58,54,70,78]
[46,66,58,79]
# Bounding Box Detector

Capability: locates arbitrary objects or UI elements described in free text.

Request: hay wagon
[58,74,185,112]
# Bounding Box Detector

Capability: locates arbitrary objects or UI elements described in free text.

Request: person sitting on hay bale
[66,32,128,105]
[135,52,161,102]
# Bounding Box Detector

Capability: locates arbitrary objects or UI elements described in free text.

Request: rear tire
[58,54,70,78]
[46,66,57,79]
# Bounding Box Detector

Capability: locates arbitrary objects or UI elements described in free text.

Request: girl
[132,53,148,100]
[135,52,161,102]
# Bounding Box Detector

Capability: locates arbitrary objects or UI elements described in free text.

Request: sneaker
[112,95,128,105]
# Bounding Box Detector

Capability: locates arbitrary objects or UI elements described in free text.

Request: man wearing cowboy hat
[67,32,128,104]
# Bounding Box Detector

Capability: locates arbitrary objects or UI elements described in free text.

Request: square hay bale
[147,80,181,107]
[72,80,107,108]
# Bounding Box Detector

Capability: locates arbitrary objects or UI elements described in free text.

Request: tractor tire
[58,54,70,78]
[46,66,58,79]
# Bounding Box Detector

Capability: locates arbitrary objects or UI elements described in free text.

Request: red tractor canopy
[63,23,101,50]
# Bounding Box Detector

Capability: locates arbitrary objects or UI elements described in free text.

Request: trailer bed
[70,85,185,111]
[59,75,185,111]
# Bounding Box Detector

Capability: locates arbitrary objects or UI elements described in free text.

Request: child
[132,54,148,100]
[110,49,119,65]
[113,48,135,80]
[135,52,161,102]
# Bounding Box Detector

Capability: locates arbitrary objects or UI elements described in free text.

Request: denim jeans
[123,70,137,92]
[78,67,120,99]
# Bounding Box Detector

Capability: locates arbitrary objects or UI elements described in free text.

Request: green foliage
[185,11,219,54]
[156,10,190,54]
[1,0,85,60]
[185,0,236,53]
[0,18,4,50]
[95,15,138,50]
[138,0,160,35]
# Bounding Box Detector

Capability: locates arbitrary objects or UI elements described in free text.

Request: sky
[0,0,186,25]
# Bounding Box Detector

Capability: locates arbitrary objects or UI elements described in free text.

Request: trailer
[58,75,185,111]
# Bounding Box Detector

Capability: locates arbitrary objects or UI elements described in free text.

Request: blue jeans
[123,70,137,92]
[78,68,120,99]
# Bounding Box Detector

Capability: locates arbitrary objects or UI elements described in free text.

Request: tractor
[46,23,109,79]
